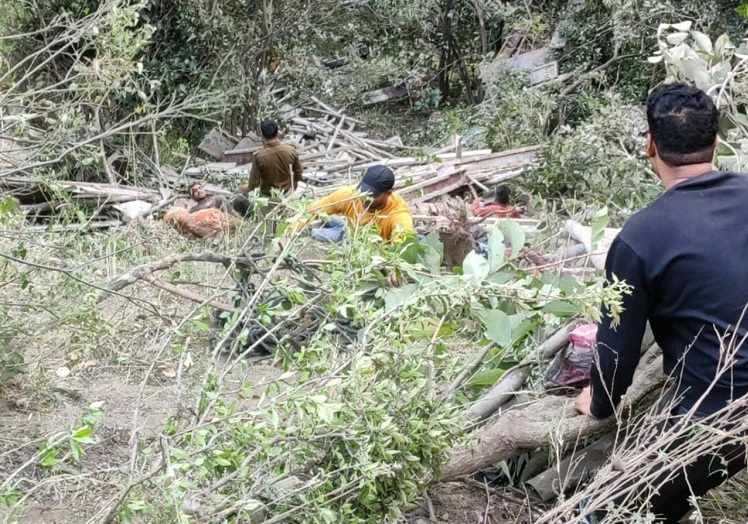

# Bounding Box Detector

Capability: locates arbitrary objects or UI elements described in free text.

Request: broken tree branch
[439,348,665,481]
[467,323,576,421]
[439,342,497,402]
[541,53,643,131]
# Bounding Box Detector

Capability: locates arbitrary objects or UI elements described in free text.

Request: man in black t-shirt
[574,83,748,523]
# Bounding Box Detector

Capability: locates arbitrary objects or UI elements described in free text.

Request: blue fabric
[576,500,600,523]
[312,218,346,244]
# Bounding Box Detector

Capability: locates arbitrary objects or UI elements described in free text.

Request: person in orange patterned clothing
[164,184,250,239]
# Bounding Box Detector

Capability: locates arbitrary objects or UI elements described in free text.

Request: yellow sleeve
[388,211,414,244]
[288,187,353,233]
[306,188,352,216]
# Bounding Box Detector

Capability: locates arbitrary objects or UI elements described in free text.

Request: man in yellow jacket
[289,165,413,244]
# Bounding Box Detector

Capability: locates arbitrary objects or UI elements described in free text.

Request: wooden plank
[456,147,538,171]
[226,164,251,175]
[398,167,459,195]
[410,180,466,204]
[407,170,468,204]
[222,149,257,165]
[308,97,350,121]
[203,162,237,172]
[530,61,559,86]
[480,169,526,185]
[498,29,529,58]
[423,170,466,195]
[302,105,364,125]
[299,146,356,161]
[467,174,490,192]
[232,135,263,150]
[327,116,345,151]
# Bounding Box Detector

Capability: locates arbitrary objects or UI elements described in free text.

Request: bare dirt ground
[0,347,282,523]
[0,350,281,524]
[0,224,285,523]
[404,483,535,524]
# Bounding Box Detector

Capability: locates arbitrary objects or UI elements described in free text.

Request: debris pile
[179,96,540,203]
[0,177,161,231]
[0,96,540,231]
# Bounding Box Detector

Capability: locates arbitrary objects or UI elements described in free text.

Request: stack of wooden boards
[0,96,540,230]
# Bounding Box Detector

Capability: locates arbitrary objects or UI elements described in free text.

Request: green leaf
[396,235,423,264]
[737,4,748,19]
[590,207,609,252]
[487,228,505,272]
[419,232,444,273]
[499,219,526,259]
[0,490,22,508]
[732,112,748,130]
[213,457,232,467]
[488,270,515,285]
[423,231,444,258]
[468,369,505,387]
[510,317,537,344]
[558,275,584,295]
[73,427,93,439]
[668,21,693,32]
[127,500,148,511]
[316,403,341,424]
[70,440,83,461]
[543,300,581,317]
[690,30,713,53]
[383,283,419,310]
[479,308,512,346]
[664,31,689,46]
[462,251,490,279]
[72,427,96,444]
[40,449,60,469]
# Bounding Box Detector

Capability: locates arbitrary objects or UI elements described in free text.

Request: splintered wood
[0,177,162,230]
[1,95,540,230]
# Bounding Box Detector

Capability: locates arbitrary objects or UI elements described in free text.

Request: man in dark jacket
[243,120,303,197]
[575,83,748,523]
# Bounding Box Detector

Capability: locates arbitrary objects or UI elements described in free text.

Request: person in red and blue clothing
[471,184,521,219]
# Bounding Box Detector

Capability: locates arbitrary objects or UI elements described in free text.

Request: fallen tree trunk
[523,342,662,501]
[439,348,665,481]
[103,251,260,312]
[467,323,655,423]
[0,177,159,201]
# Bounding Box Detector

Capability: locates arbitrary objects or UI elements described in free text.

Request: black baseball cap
[358,165,395,198]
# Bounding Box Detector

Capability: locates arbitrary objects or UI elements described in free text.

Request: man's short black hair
[646,83,719,167]
[494,184,511,205]
[260,120,279,140]
[231,194,252,217]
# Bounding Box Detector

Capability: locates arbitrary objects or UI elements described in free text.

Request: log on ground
[439,350,665,481]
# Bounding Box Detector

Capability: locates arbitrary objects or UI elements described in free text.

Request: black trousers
[646,434,746,523]
[593,400,747,523]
